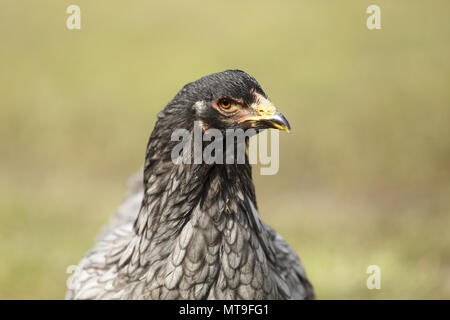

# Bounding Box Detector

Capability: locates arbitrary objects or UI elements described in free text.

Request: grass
[0,0,449,299]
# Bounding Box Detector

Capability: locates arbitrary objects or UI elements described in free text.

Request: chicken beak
[238,102,291,132]
[259,110,291,132]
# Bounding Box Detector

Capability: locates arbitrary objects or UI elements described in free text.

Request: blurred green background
[1,0,449,299]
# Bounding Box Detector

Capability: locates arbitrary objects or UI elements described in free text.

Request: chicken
[66,70,314,300]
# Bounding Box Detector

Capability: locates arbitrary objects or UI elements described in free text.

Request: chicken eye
[219,99,232,109]
[217,98,240,114]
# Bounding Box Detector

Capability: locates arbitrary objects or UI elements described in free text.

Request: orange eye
[219,99,231,109]
[217,98,240,113]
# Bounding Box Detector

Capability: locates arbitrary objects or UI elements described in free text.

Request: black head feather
[172,69,266,106]
[155,70,267,131]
